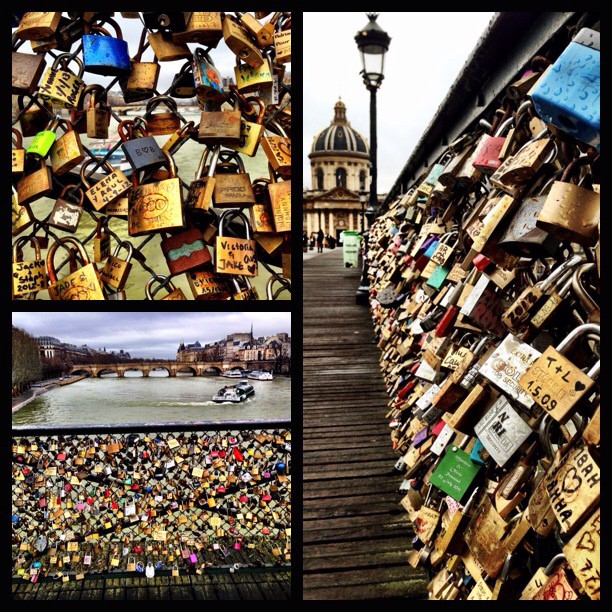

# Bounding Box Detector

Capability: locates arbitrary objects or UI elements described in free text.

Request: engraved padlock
[100,240,134,292]
[215,209,258,277]
[12,235,47,299]
[145,274,187,300]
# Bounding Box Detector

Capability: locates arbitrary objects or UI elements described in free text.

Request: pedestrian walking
[317,229,324,253]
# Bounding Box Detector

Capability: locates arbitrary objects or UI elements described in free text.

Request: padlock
[268,168,291,233]
[530,28,599,150]
[147,30,191,62]
[197,104,242,144]
[212,150,256,208]
[273,15,291,64]
[118,118,166,173]
[143,95,182,136]
[68,83,96,135]
[261,119,291,177]
[46,236,105,300]
[16,157,53,206]
[80,157,132,212]
[128,150,185,236]
[222,15,264,69]
[12,128,25,174]
[100,241,134,292]
[16,95,53,137]
[14,12,62,40]
[121,27,160,103]
[231,276,259,300]
[37,53,85,109]
[29,14,85,54]
[535,157,599,246]
[160,228,211,275]
[12,235,47,299]
[46,185,84,233]
[49,118,85,176]
[518,323,599,423]
[12,186,34,237]
[145,275,187,300]
[571,262,600,324]
[142,12,191,31]
[266,273,290,300]
[26,114,60,158]
[225,96,266,157]
[236,12,279,48]
[12,35,47,94]
[86,85,111,139]
[215,210,257,277]
[249,178,276,234]
[471,115,514,174]
[191,48,226,104]
[233,54,273,95]
[81,18,130,75]
[93,218,111,262]
[172,12,223,46]
[163,121,195,155]
[168,61,196,99]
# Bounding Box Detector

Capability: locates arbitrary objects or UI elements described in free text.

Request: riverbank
[12,375,87,414]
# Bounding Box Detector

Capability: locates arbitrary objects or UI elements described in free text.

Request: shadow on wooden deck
[303,249,428,600]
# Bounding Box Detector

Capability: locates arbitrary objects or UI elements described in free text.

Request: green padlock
[426,263,451,290]
[26,114,60,158]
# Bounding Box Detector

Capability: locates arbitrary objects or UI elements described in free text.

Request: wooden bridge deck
[12,569,290,600]
[303,249,428,600]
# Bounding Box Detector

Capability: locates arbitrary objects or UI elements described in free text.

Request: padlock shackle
[13,235,42,261]
[113,240,134,260]
[145,94,179,113]
[57,185,85,206]
[571,262,599,319]
[46,237,91,284]
[12,127,23,148]
[555,321,600,364]
[538,254,583,291]
[195,145,220,179]
[79,156,115,188]
[145,274,178,299]
[218,209,253,240]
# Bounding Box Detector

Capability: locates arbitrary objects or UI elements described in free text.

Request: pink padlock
[234,541,241,550]
[239,494,248,502]
[189,552,197,564]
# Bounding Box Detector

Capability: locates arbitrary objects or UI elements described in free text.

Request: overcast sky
[12,312,291,359]
[303,12,496,192]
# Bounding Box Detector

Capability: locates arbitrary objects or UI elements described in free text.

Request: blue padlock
[530,28,600,151]
[82,18,130,76]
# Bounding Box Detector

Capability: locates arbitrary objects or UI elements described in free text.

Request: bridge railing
[12,420,291,583]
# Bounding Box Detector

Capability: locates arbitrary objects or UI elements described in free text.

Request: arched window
[316,168,324,190]
[359,170,366,191]
[335,167,347,188]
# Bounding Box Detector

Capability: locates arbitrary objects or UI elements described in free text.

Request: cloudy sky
[12,312,291,359]
[303,12,495,192]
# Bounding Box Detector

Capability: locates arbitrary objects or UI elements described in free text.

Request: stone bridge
[69,360,274,378]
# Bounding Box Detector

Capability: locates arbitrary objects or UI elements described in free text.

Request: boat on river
[212,381,255,403]
[221,368,246,378]
[247,370,274,380]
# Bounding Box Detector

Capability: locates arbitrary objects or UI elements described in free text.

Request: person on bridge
[317,229,324,253]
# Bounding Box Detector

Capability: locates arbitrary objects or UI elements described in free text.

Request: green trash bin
[341,231,361,268]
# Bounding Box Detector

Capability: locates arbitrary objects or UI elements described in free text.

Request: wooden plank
[251,572,290,600]
[303,579,428,600]
[210,573,242,600]
[230,572,266,600]
[303,566,425,589]
[191,574,218,600]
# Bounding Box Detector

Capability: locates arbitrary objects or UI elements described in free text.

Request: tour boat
[247,370,274,381]
[212,381,255,403]
[221,368,244,378]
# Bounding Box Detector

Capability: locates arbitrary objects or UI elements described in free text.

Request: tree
[12,326,42,397]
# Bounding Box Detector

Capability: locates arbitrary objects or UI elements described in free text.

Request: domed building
[303,99,373,243]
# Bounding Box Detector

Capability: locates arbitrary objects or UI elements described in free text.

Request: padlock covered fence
[12,11,291,300]
[12,420,291,582]
[360,12,599,600]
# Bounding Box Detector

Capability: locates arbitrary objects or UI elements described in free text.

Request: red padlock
[160,227,211,275]
[233,447,244,461]
[261,527,270,535]
[239,494,248,502]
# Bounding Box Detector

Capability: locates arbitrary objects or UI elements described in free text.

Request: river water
[17,111,288,300]
[12,373,291,426]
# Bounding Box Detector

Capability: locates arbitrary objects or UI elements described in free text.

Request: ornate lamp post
[354,13,391,305]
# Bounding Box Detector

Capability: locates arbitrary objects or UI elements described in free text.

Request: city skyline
[12,312,291,360]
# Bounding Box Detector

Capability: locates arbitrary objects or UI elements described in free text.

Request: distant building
[36,337,130,361]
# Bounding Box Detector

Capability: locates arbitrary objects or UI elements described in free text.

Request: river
[12,373,291,426]
[16,110,288,300]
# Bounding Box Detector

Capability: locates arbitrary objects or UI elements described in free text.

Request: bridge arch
[202,366,222,375]
[176,366,197,376]
[98,368,119,378]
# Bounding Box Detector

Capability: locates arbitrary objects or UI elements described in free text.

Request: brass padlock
[215,209,257,277]
[16,95,54,137]
[47,185,84,233]
[273,16,291,64]
[172,12,223,46]
[12,186,34,237]
[187,265,231,300]
[261,119,291,177]
[12,34,47,94]
[145,275,187,300]
[185,145,219,212]
[233,55,272,94]
[128,150,185,236]
[46,236,106,300]
[226,96,266,157]
[12,128,25,174]
[222,14,264,68]
[212,150,256,208]
[49,118,85,175]
[14,12,62,40]
[84,84,111,139]
[93,219,111,263]
[16,158,53,206]
[231,276,259,300]
[123,27,160,102]
[37,53,85,109]
[268,169,291,233]
[236,12,279,48]
[12,235,47,299]
[80,157,132,212]
[100,241,134,292]
[197,105,241,144]
[143,95,181,136]
[249,178,276,234]
[147,30,191,62]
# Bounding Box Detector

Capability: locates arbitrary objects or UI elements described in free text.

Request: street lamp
[359,191,367,233]
[355,13,390,305]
